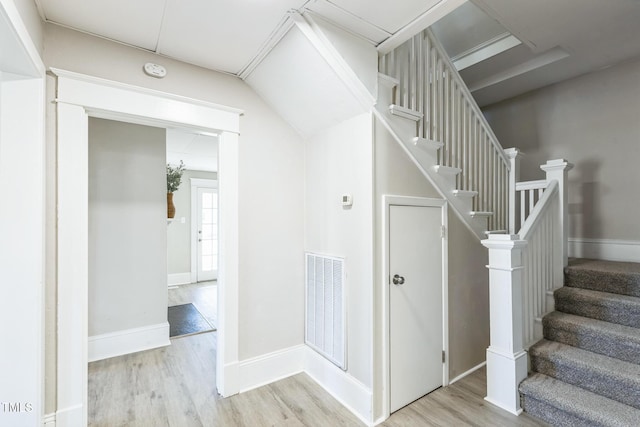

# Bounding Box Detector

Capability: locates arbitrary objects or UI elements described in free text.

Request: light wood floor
[168,281,217,327]
[89,282,546,426]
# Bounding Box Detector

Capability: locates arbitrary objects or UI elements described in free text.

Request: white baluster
[504,148,522,234]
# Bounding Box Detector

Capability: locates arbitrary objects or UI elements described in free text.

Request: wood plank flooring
[89,281,547,426]
[168,281,217,327]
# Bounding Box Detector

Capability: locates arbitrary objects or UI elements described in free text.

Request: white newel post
[481,234,528,415]
[540,159,573,268]
[504,148,522,234]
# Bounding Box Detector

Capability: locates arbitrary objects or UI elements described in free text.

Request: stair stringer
[374,73,487,241]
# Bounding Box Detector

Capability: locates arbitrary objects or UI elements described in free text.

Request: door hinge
[441,225,446,238]
[442,350,446,363]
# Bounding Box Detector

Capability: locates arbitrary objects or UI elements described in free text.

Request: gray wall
[44,23,304,413]
[483,56,640,240]
[167,169,217,275]
[88,118,167,336]
[305,112,374,388]
[373,117,489,417]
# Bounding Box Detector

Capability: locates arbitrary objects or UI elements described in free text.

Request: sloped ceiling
[35,0,640,107]
[438,0,640,106]
[36,0,443,75]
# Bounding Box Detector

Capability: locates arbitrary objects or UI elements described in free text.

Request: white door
[389,204,443,412]
[197,187,218,281]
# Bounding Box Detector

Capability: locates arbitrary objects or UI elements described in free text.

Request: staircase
[376,21,615,424]
[520,258,640,426]
[375,28,511,240]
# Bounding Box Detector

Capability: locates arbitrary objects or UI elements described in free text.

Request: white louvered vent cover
[305,252,346,370]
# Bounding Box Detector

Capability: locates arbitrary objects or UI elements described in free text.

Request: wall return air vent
[305,252,346,370]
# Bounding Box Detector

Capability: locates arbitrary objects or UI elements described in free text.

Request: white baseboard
[238,345,306,393]
[304,347,373,426]
[168,272,192,286]
[230,344,373,425]
[88,322,170,362]
[449,361,486,385]
[218,360,240,398]
[43,412,56,426]
[568,238,640,263]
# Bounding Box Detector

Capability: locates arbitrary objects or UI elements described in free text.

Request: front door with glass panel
[197,187,218,281]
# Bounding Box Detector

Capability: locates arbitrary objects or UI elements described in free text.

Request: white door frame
[381,195,449,419]
[54,68,242,426]
[191,178,218,283]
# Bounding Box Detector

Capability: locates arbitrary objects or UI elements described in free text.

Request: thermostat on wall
[143,62,167,78]
[342,194,353,207]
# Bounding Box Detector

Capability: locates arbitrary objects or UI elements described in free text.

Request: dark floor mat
[168,303,215,338]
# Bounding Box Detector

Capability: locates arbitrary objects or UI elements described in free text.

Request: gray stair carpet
[529,339,640,409]
[520,373,640,427]
[565,258,640,297]
[521,258,640,426]
[543,311,640,364]
[554,286,640,328]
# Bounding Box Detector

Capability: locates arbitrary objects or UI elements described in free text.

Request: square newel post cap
[481,234,527,250]
[540,159,574,173]
[504,147,523,160]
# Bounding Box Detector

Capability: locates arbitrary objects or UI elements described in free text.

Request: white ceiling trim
[469,46,570,92]
[152,0,170,52]
[33,0,47,22]
[303,0,391,44]
[452,33,521,71]
[238,12,296,80]
[293,11,375,109]
[377,0,467,54]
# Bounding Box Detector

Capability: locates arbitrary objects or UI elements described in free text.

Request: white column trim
[54,70,241,426]
[481,234,528,415]
[216,131,240,396]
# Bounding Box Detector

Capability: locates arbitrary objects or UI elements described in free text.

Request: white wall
[305,112,374,388]
[44,23,305,412]
[167,169,217,276]
[0,72,45,427]
[373,116,489,419]
[314,16,378,99]
[483,56,640,241]
[88,118,167,336]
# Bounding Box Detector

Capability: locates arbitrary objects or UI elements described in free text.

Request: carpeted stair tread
[543,311,640,364]
[529,339,640,409]
[520,373,640,427]
[554,286,640,328]
[566,258,640,298]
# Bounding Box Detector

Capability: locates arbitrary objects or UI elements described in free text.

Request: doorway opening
[55,69,241,425]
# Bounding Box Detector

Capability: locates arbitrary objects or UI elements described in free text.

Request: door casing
[54,68,242,426]
[381,195,449,419]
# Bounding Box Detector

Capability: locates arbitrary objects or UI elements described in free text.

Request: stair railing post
[540,159,574,269]
[504,148,522,234]
[481,234,528,415]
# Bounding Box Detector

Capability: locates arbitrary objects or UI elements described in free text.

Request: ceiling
[35,0,640,106]
[435,0,640,105]
[166,128,218,172]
